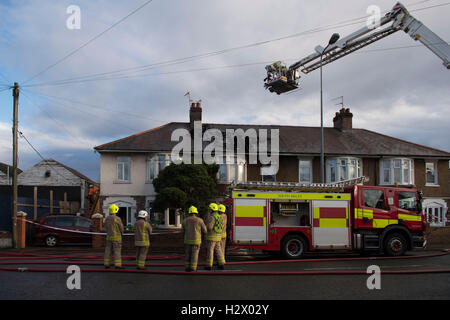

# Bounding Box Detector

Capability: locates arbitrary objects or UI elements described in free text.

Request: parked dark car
[34,215,93,247]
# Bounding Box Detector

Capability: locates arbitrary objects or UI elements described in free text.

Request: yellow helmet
[218,204,226,213]
[209,203,218,212]
[188,206,198,215]
[109,204,119,215]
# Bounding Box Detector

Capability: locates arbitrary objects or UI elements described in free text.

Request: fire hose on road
[0,249,449,276]
[2,218,449,275]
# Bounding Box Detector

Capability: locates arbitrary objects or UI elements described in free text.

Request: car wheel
[383,233,407,256]
[45,235,58,247]
[281,235,307,259]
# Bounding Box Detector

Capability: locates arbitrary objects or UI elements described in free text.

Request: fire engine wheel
[45,235,58,247]
[281,235,307,259]
[383,233,407,256]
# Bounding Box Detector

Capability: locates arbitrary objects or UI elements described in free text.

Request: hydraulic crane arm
[264,2,450,94]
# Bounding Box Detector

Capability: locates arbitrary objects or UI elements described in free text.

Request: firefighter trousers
[205,240,225,267]
[136,246,149,269]
[184,244,200,271]
[221,237,227,262]
[104,241,122,267]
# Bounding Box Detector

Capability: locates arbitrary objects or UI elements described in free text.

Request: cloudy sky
[0,0,448,180]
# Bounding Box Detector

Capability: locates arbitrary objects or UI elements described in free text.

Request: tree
[152,163,219,218]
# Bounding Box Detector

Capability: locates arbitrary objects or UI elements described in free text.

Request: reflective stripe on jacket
[134,219,152,247]
[183,215,207,245]
[206,213,223,242]
[105,215,124,242]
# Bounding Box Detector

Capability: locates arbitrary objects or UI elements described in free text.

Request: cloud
[0,0,448,180]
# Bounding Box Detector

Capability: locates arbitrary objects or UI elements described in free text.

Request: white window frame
[379,158,414,186]
[326,157,362,183]
[298,158,313,184]
[116,156,131,182]
[425,160,439,186]
[217,156,246,183]
[146,154,170,182]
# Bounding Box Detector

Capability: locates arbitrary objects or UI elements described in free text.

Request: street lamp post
[319,33,340,183]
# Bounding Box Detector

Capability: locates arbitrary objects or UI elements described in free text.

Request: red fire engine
[229,177,426,258]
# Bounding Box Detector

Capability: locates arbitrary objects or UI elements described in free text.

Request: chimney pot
[333,108,353,131]
[190,100,202,129]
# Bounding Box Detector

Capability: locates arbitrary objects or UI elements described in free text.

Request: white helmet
[138,210,148,219]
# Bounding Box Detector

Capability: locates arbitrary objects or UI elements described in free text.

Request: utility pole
[12,82,19,249]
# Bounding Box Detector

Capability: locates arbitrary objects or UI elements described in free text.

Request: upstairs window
[425,161,438,186]
[298,159,312,184]
[261,165,276,182]
[217,157,246,183]
[147,154,170,181]
[117,157,130,182]
[326,157,362,183]
[380,158,414,185]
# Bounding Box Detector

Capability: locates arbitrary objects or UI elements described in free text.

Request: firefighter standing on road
[134,210,153,270]
[104,204,124,269]
[205,203,225,270]
[182,205,207,272]
[218,204,228,261]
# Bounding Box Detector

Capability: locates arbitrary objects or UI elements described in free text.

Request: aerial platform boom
[264,2,450,94]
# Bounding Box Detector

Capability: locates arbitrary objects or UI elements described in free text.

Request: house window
[146,154,170,181]
[299,159,312,183]
[217,157,246,183]
[117,157,130,182]
[425,161,438,186]
[380,158,414,185]
[326,157,362,183]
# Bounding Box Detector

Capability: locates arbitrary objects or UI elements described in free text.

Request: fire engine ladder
[230,176,368,193]
[300,27,399,74]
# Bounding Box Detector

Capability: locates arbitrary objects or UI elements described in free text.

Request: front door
[425,205,446,227]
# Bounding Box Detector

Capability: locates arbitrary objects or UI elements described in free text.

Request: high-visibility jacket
[134,219,152,247]
[105,215,124,242]
[206,212,223,242]
[183,215,207,245]
[221,213,227,239]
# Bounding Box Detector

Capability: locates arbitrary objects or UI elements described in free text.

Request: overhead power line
[18,130,74,183]
[21,88,146,132]
[21,1,450,89]
[20,40,449,88]
[22,0,155,85]
[24,89,171,124]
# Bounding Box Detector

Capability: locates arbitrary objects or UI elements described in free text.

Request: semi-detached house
[94,102,450,228]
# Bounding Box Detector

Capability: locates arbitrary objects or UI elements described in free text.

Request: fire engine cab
[229,178,426,258]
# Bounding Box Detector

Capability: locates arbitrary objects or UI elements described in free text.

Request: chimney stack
[189,100,202,130]
[333,108,353,131]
